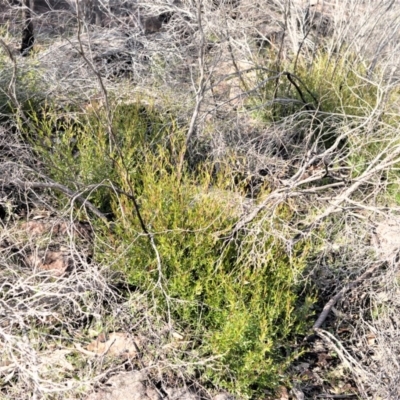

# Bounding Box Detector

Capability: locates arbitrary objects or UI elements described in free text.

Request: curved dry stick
[313,262,382,330]
[11,178,108,221]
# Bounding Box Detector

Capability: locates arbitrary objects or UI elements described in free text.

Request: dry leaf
[86,332,139,359]
[171,331,184,340]
[366,333,376,346]
[27,250,69,276]
[277,386,289,400]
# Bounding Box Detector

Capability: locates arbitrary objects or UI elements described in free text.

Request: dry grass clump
[0,252,117,398]
[0,127,182,399]
[0,127,112,398]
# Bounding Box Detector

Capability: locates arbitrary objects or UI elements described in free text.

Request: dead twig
[313,261,383,330]
[11,178,108,221]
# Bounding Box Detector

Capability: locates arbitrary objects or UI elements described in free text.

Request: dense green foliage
[253,50,378,120]
[25,100,315,397]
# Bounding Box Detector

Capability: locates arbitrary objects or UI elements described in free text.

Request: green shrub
[102,148,315,397]
[249,49,379,153]
[24,100,175,212]
[23,99,316,398]
[295,50,377,115]
[257,49,378,118]
[0,51,47,120]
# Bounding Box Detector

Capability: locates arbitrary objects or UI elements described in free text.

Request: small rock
[165,388,199,400]
[86,371,161,400]
[213,393,234,400]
